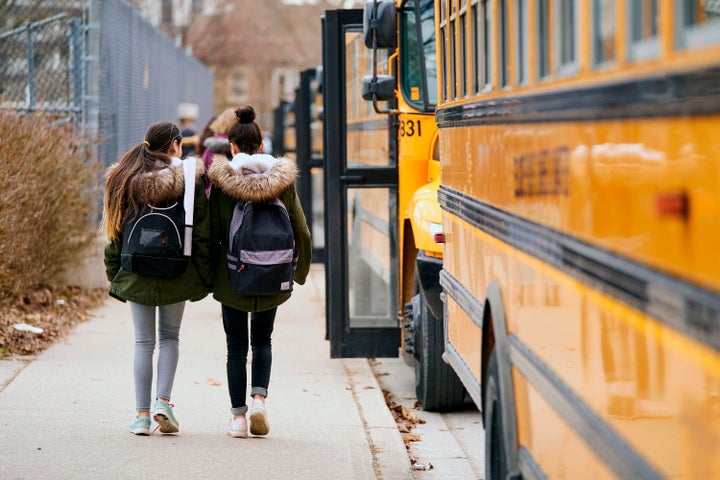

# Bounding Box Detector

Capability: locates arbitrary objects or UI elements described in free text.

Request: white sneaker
[228,416,248,438]
[249,402,269,436]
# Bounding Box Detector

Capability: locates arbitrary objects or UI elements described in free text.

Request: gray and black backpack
[226,197,297,296]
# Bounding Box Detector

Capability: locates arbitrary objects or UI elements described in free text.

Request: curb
[343,358,412,480]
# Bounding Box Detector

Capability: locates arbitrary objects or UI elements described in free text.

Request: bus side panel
[514,370,619,479]
[445,293,482,384]
[440,120,720,477]
[441,118,720,297]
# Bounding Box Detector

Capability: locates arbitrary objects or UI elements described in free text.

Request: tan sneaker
[249,402,269,436]
[152,399,179,434]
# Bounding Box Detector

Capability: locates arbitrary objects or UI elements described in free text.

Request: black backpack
[226,198,296,296]
[120,159,196,278]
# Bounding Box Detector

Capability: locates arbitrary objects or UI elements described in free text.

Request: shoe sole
[227,429,248,438]
[249,411,269,436]
[130,428,150,436]
[153,413,179,434]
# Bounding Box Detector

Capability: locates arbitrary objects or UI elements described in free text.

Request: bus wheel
[485,349,509,480]
[413,273,466,412]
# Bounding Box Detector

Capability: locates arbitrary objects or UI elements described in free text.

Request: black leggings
[221,304,277,415]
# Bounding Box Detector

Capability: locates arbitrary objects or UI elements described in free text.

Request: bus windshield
[401,0,436,111]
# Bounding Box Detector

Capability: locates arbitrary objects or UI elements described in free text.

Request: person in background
[207,105,312,438]
[196,115,217,158]
[201,108,236,196]
[178,103,199,158]
[102,122,211,436]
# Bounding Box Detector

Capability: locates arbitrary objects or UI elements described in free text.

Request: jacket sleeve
[191,178,213,289]
[286,186,312,285]
[104,238,121,282]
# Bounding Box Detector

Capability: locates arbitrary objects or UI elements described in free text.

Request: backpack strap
[181,159,196,256]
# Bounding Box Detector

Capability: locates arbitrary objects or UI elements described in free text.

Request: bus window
[459,0,468,97]
[499,0,509,87]
[629,0,659,60]
[450,10,457,98]
[515,0,528,84]
[592,0,616,66]
[471,1,478,92]
[400,0,437,110]
[441,26,448,101]
[678,0,720,49]
[558,0,577,74]
[537,0,550,78]
[473,0,492,93]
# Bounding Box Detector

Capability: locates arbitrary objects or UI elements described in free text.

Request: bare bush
[0,112,100,299]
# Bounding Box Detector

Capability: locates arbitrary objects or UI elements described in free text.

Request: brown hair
[102,121,182,240]
[209,108,237,136]
[227,105,262,154]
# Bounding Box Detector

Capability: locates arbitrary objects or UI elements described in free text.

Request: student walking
[102,122,212,436]
[208,105,311,438]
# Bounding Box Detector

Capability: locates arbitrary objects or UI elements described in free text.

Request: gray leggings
[129,301,185,411]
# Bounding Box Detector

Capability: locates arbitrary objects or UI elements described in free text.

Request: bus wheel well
[402,219,418,307]
[481,301,495,423]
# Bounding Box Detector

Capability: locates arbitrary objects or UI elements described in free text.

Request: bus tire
[414,273,466,412]
[485,349,509,480]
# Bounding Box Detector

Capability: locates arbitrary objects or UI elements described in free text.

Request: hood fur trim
[123,157,205,204]
[208,154,297,202]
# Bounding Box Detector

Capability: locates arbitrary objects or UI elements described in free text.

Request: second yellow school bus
[433,0,720,478]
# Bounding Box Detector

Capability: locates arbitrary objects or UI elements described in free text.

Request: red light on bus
[655,191,688,219]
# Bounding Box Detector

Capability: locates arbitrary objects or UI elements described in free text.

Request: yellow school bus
[323,2,467,410]
[433,0,720,478]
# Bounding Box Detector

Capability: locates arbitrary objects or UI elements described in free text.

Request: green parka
[104,158,212,305]
[208,153,311,312]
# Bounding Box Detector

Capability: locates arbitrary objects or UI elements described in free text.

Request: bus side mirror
[362,75,395,102]
[363,0,396,49]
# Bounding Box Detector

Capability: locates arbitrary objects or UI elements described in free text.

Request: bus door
[322,9,400,358]
[295,68,325,264]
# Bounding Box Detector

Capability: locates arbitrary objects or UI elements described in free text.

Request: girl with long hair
[103,121,212,435]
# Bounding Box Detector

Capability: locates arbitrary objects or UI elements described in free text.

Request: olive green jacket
[208,153,311,312]
[104,158,212,305]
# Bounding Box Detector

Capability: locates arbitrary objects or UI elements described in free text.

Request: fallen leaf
[402,433,421,443]
[206,378,222,386]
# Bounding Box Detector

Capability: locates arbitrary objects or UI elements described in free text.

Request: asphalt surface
[0,265,412,479]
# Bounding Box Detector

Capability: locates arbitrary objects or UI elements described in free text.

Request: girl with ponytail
[102,121,212,436]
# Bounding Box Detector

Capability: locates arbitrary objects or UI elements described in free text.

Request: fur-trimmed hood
[207,153,297,202]
[116,157,204,204]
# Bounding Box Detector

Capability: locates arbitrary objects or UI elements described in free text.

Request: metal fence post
[26,22,35,112]
[70,18,83,129]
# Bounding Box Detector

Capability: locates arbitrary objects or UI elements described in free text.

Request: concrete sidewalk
[0,265,411,479]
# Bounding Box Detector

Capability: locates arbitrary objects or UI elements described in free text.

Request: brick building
[132,0,362,131]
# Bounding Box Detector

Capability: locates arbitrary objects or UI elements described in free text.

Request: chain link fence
[0,2,85,125]
[0,0,214,167]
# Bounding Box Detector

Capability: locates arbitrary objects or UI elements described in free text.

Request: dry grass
[0,112,102,356]
[0,112,99,298]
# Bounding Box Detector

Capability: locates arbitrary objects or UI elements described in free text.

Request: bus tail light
[656,191,688,219]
